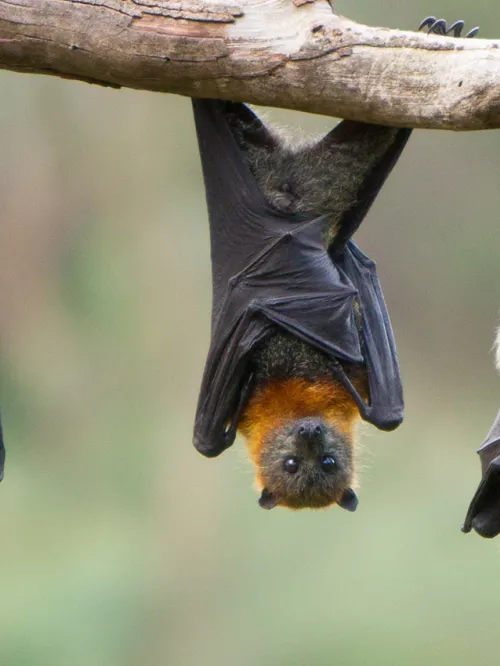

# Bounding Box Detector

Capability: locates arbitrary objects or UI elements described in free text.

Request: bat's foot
[418,16,479,38]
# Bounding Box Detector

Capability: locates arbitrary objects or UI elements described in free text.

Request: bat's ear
[223,101,278,153]
[338,488,359,512]
[258,488,279,510]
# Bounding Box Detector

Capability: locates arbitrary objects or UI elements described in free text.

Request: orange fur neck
[239,377,361,469]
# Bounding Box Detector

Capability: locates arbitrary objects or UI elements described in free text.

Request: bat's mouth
[258,484,359,512]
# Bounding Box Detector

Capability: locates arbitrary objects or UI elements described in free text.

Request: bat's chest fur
[252,333,333,384]
[252,332,365,389]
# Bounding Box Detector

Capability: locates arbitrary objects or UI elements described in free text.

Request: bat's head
[256,416,357,511]
[239,377,360,511]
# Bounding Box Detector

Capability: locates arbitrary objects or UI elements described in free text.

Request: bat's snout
[293,417,327,454]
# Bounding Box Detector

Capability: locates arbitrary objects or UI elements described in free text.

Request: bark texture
[0,0,500,128]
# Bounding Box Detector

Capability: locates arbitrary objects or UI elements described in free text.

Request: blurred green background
[1,1,500,664]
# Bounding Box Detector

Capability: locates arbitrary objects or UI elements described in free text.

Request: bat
[191,97,410,509]
[463,411,500,538]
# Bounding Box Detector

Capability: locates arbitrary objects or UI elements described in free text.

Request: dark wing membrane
[0,415,4,480]
[193,215,365,458]
[463,410,500,537]
[193,311,273,458]
[339,242,403,430]
[192,98,288,326]
[193,217,403,456]
[192,98,404,457]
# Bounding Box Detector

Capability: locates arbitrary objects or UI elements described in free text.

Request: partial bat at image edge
[0,416,3,481]
[463,410,500,538]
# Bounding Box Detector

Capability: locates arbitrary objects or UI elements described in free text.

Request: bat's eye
[283,456,299,474]
[321,455,336,474]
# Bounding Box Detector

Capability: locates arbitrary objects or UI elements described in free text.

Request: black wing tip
[462,483,500,538]
[364,411,403,432]
[462,508,474,533]
[350,381,404,432]
[193,433,232,458]
[194,441,225,458]
[469,516,500,539]
[378,416,404,432]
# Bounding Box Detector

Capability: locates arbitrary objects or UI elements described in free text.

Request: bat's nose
[294,418,326,451]
[296,418,325,438]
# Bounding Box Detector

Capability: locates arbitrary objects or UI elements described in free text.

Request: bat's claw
[430,18,447,35]
[465,26,480,38]
[446,20,465,38]
[418,17,479,38]
[418,16,437,32]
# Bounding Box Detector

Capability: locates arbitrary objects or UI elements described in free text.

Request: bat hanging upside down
[462,324,500,538]
[192,17,478,512]
[192,97,409,512]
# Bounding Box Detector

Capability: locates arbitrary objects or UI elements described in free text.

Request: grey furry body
[227,110,398,384]
[252,331,365,388]
[228,111,398,246]
[252,333,338,384]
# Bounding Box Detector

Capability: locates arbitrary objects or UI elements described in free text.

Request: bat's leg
[418,16,479,38]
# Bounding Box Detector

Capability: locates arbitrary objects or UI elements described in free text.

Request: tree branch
[1,0,500,128]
